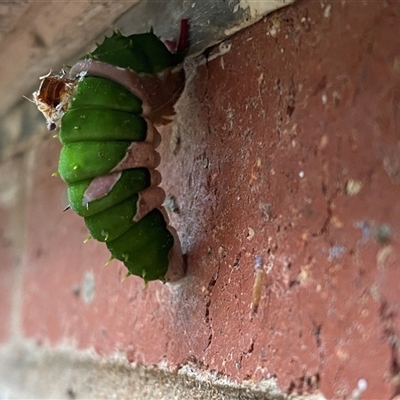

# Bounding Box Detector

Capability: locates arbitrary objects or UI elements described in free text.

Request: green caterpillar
[33,21,189,282]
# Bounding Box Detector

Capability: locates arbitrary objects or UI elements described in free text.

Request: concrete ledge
[0,343,324,400]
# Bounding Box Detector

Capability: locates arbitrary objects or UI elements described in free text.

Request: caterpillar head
[33,71,76,131]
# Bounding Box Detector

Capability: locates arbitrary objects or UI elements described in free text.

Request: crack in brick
[201,47,225,354]
[236,338,255,376]
[303,315,324,395]
[379,301,400,396]
[203,266,221,352]
[312,322,322,350]
[203,48,213,138]
[287,373,321,396]
[288,306,322,396]
[286,74,297,118]
[313,188,340,238]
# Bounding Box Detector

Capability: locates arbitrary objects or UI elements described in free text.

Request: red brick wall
[1,1,400,398]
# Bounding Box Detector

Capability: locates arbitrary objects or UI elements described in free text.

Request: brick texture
[3,1,400,399]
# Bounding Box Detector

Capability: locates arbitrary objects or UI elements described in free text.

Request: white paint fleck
[332,90,342,103]
[319,134,329,149]
[247,227,255,240]
[324,4,332,18]
[346,179,363,196]
[226,0,295,36]
[219,41,232,55]
[82,270,95,303]
[267,17,281,37]
[349,378,368,400]
[358,379,367,391]
[237,0,295,18]
[204,40,232,64]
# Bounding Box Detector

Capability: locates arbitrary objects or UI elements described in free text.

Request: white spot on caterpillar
[101,230,110,241]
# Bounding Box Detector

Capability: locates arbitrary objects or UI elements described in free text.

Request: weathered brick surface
[7,0,400,399]
[161,2,399,397]
[0,160,18,344]
[0,224,13,344]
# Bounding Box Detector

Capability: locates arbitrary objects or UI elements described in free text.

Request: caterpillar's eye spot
[48,122,57,131]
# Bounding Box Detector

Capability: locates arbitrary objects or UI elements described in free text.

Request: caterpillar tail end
[164,225,185,283]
